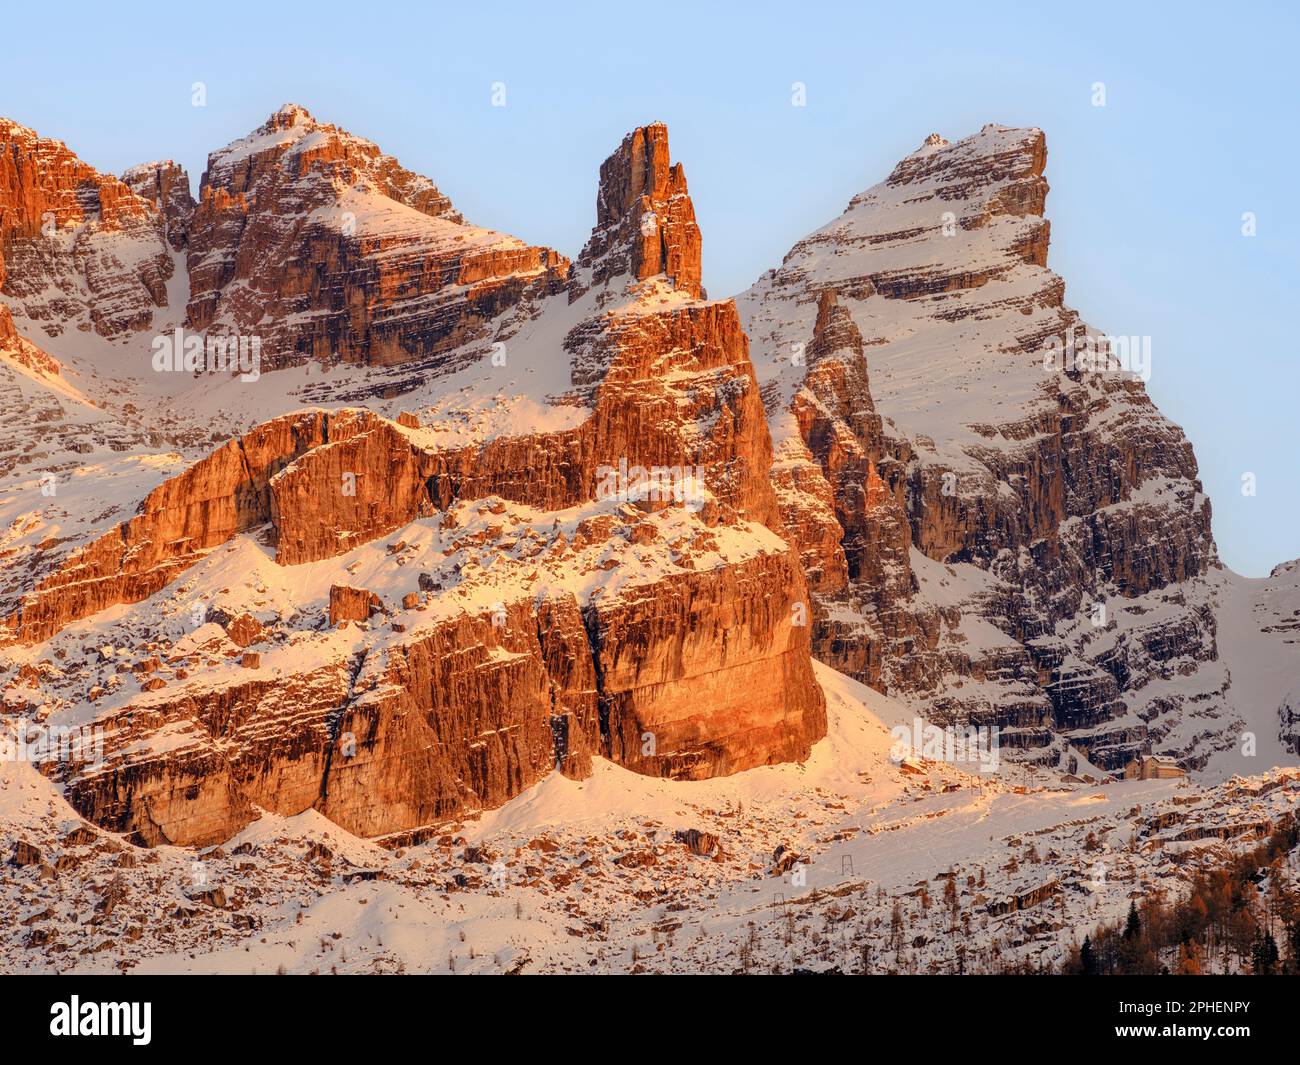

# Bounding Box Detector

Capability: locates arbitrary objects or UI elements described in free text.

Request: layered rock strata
[1,119,825,846]
[739,125,1220,770]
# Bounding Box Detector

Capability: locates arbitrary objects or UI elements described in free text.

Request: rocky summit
[0,111,824,847]
[738,124,1289,776]
[0,104,1297,976]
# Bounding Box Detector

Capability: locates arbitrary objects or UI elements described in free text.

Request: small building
[1122,754,1186,781]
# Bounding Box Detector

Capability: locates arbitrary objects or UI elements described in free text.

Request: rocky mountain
[737,124,1295,776]
[121,160,195,253]
[0,106,1294,864]
[1,103,1297,979]
[185,104,571,371]
[0,111,823,847]
[0,117,179,343]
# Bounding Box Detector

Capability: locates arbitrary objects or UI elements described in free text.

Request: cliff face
[0,118,825,846]
[1,410,333,644]
[121,160,195,252]
[592,550,822,779]
[0,118,178,341]
[739,125,1224,771]
[185,104,571,370]
[572,122,703,300]
[3,285,782,642]
[58,597,591,847]
[2,107,1290,851]
[39,484,823,847]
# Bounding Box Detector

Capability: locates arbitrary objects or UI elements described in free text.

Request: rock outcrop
[593,550,823,779]
[0,303,58,376]
[1,410,333,644]
[121,160,195,252]
[328,584,383,626]
[572,122,703,300]
[55,549,822,847]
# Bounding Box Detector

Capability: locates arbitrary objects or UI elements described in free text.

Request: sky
[1,0,1296,575]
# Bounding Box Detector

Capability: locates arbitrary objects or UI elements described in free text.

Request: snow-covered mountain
[0,117,180,344]
[184,104,571,372]
[1,111,824,850]
[737,124,1298,779]
[0,108,1295,975]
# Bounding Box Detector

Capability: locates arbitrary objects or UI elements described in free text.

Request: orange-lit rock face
[2,117,826,846]
[2,411,331,645]
[185,105,570,370]
[270,411,438,566]
[53,537,825,847]
[1,320,780,644]
[574,122,703,299]
[57,599,594,847]
[593,551,826,780]
[0,118,177,339]
[317,597,602,839]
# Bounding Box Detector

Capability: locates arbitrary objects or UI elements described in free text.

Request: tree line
[1060,813,1300,975]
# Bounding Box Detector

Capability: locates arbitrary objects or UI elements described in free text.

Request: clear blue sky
[2,1,1296,575]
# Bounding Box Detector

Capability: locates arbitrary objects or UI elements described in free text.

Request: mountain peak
[186,104,569,369]
[0,115,41,141]
[120,160,194,251]
[0,118,174,339]
[574,123,703,299]
[261,102,315,132]
[888,124,1046,188]
[809,287,864,362]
